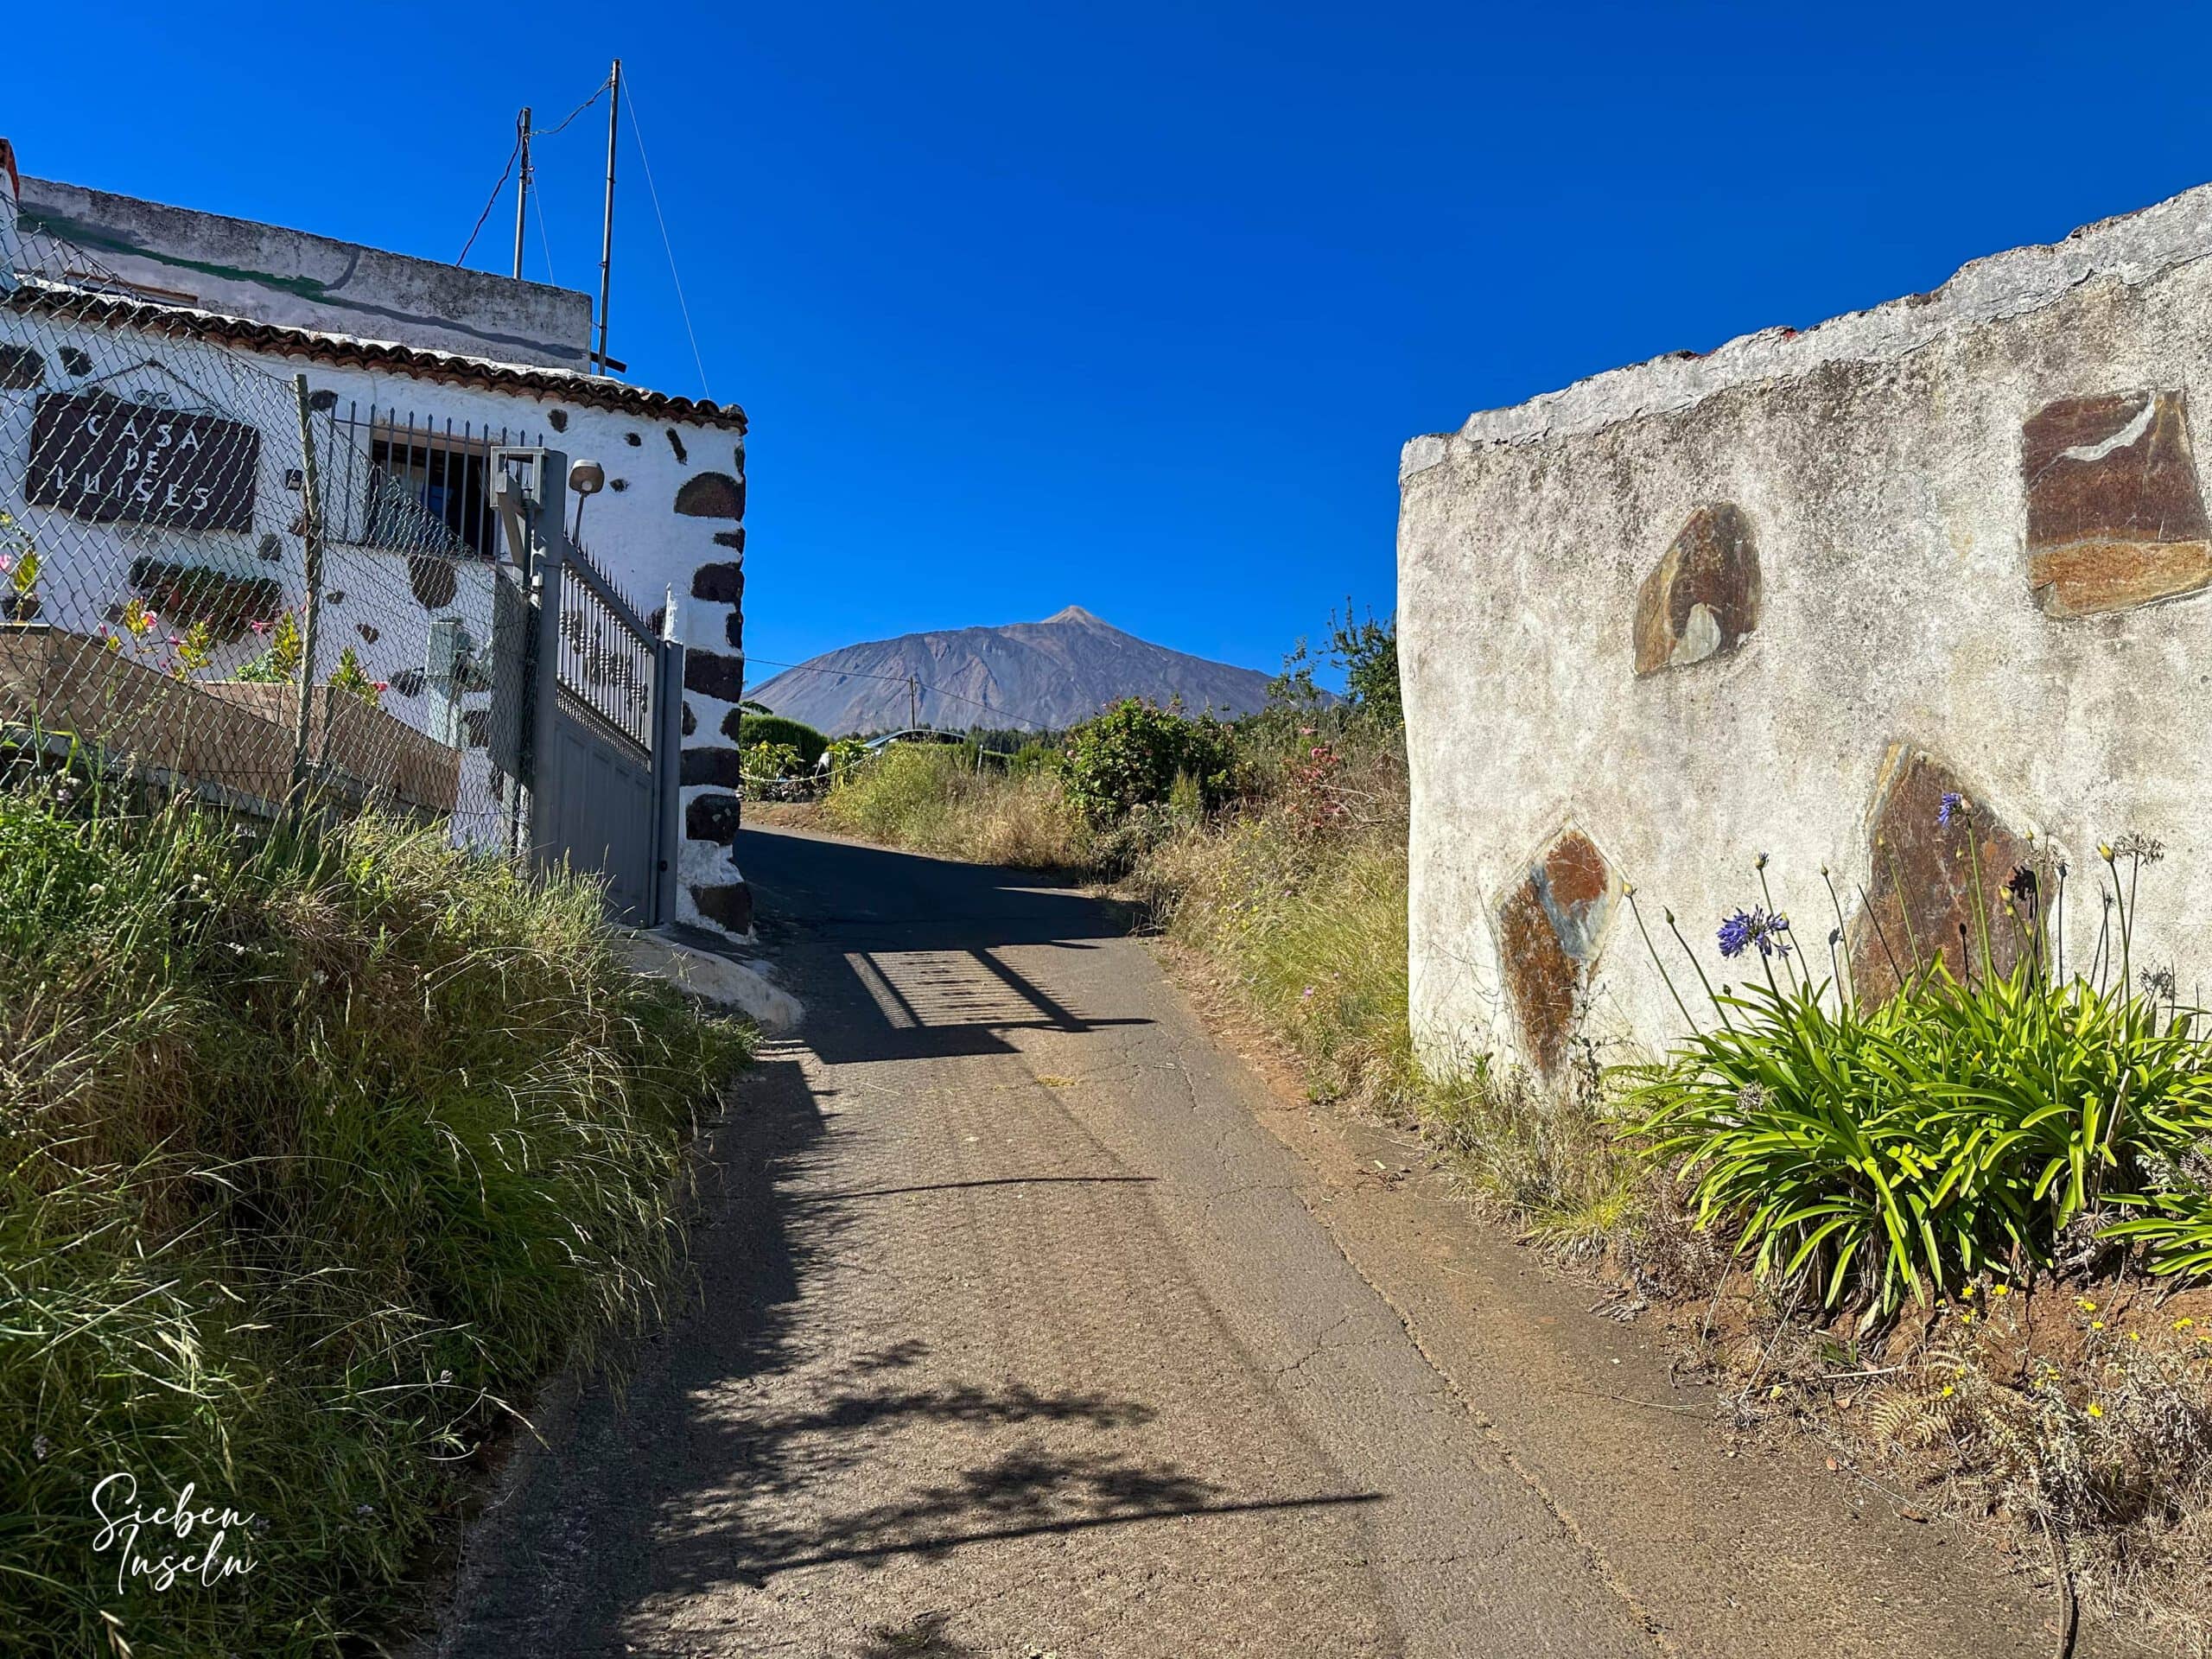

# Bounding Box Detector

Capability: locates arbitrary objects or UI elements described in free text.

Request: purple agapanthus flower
[1937,791,1963,827]
[1718,906,1794,959]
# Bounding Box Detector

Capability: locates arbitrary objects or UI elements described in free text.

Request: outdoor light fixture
[569,457,605,541]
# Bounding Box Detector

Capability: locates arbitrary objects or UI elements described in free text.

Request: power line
[454,137,521,266]
[456,76,608,270]
[623,76,713,402]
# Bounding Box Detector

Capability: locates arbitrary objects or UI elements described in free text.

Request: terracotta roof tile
[4,279,748,433]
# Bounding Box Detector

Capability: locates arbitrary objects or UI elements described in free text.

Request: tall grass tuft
[0,779,751,1657]
[822,743,1090,869]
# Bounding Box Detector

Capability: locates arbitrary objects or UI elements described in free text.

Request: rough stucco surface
[1399,181,2212,1077]
[19,179,593,370]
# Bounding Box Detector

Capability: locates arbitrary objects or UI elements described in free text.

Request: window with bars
[322,402,546,560]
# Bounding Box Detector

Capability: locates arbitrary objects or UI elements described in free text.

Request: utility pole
[511,106,532,280]
[908,674,918,731]
[596,58,622,376]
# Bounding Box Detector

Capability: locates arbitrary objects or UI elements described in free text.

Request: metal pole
[908,674,918,731]
[290,374,326,794]
[653,590,683,925]
[596,60,621,376]
[526,467,568,860]
[512,106,531,281]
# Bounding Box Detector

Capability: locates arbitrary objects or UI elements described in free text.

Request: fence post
[524,472,567,861]
[289,374,326,793]
[653,588,683,927]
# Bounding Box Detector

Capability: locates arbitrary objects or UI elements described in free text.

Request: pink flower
[373,681,389,693]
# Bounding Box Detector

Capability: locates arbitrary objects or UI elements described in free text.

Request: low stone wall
[1399,181,2212,1082]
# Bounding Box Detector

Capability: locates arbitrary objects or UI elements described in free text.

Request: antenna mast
[512,106,531,280]
[596,58,622,376]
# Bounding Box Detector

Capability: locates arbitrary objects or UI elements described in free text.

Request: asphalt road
[432,825,2133,1659]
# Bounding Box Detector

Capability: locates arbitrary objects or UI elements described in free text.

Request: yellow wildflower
[2092,1320,2106,1331]
[2087,1402,2104,1418]
[2177,1319,2196,1332]
[2077,1298,2097,1312]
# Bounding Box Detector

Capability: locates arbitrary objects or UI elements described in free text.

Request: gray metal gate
[494,448,682,925]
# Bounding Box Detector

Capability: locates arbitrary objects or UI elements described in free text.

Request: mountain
[747,607,1281,735]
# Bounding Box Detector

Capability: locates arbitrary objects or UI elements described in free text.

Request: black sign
[25,391,260,533]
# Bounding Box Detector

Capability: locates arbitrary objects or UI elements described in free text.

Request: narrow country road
[433,825,2133,1659]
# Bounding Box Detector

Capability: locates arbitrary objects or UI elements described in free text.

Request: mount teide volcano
[748,607,1280,734]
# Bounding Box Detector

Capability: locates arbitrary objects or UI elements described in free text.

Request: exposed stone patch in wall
[691,561,742,603]
[674,472,743,519]
[1849,751,2033,1001]
[57,346,91,378]
[682,747,743,789]
[686,793,741,842]
[0,345,44,389]
[680,701,696,737]
[685,649,744,703]
[664,428,687,464]
[2022,390,2211,616]
[406,554,457,611]
[690,881,755,936]
[1632,502,1760,674]
[1496,828,1616,1077]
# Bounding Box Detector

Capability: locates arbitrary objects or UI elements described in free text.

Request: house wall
[18,177,594,372]
[0,307,753,938]
[1398,181,2212,1082]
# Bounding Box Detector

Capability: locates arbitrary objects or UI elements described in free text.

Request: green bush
[1061,699,1232,825]
[744,739,804,781]
[1628,839,2212,1316]
[733,713,830,766]
[0,783,750,1657]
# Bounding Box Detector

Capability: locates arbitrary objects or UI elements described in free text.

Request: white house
[0,143,758,938]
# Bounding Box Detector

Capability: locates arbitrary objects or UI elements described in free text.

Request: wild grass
[0,778,751,1657]
[821,743,1090,869]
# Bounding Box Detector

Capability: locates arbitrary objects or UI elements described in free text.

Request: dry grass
[821,746,1091,869]
[0,778,751,1658]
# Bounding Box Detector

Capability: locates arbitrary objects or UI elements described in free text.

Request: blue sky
[9,2,2211,685]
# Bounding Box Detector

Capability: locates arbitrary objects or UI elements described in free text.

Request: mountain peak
[748,610,1280,734]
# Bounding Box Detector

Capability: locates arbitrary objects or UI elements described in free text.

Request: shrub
[1061,699,1232,825]
[1627,835,2212,1316]
[0,782,750,1657]
[744,739,804,781]
[732,713,830,766]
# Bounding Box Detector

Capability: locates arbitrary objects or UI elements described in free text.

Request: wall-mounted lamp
[569,457,605,543]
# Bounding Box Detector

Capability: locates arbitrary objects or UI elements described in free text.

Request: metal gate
[496,448,682,925]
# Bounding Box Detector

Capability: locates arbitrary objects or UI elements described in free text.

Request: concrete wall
[1399,182,2212,1082]
[19,178,594,371]
[0,307,753,938]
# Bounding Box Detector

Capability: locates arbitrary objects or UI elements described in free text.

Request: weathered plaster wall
[18,178,593,371]
[1400,181,2212,1081]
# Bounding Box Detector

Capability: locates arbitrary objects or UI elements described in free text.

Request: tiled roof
[3,278,748,433]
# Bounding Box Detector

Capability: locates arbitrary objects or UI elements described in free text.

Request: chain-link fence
[0,194,528,848]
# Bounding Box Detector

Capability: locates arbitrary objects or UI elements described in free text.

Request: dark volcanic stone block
[2023,390,2212,616]
[1848,749,2033,1001]
[1497,828,1615,1077]
[674,472,745,519]
[684,649,745,702]
[685,792,742,842]
[690,880,755,936]
[1632,502,1760,675]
